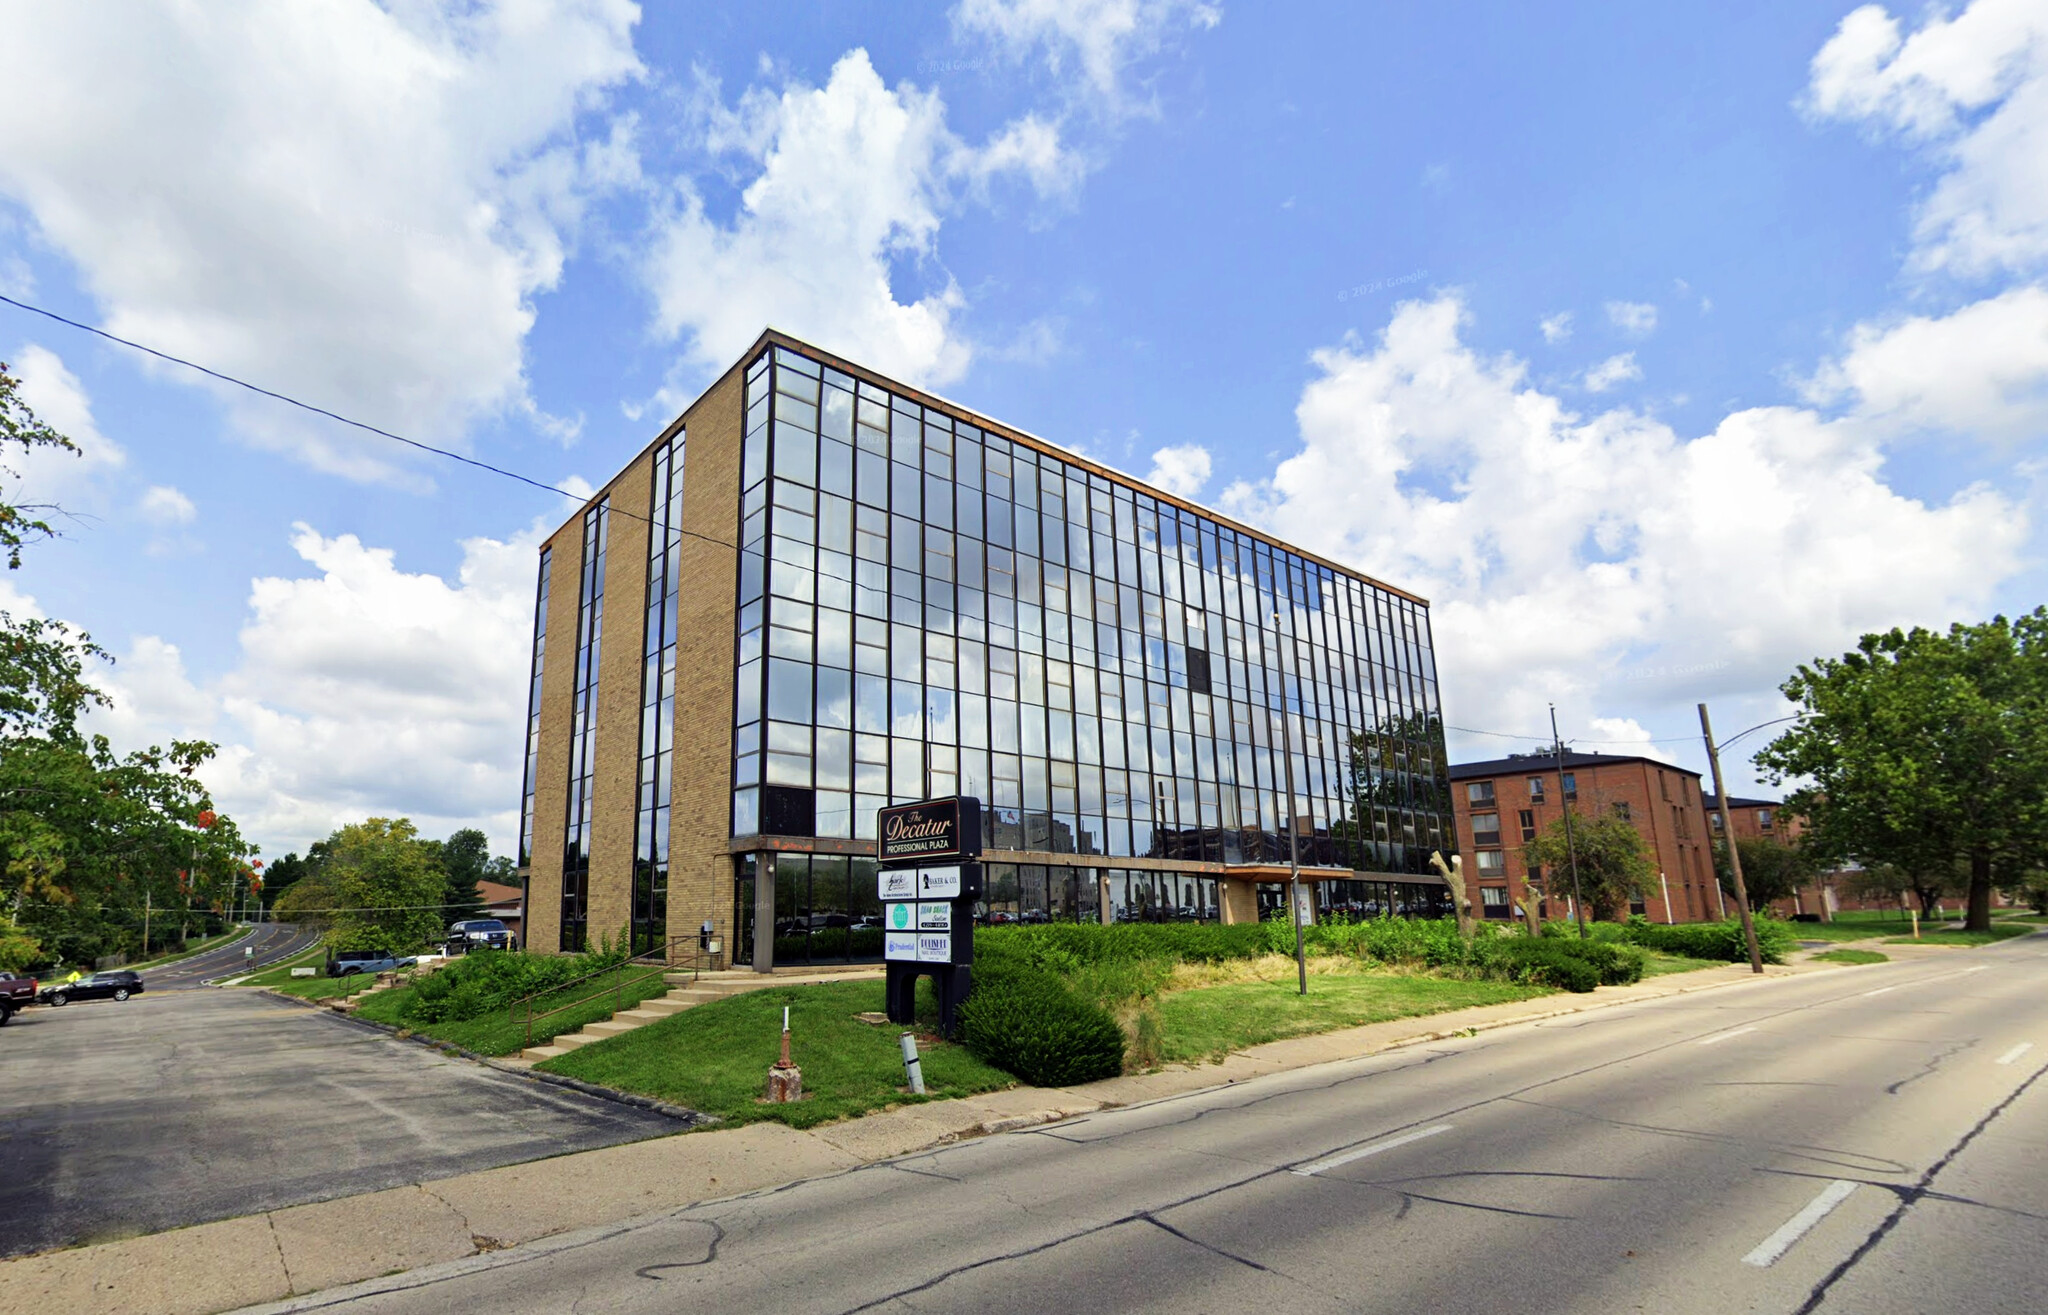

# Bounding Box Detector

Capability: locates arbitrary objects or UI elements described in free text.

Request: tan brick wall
[664,361,748,953]
[586,458,654,948]
[525,527,584,954]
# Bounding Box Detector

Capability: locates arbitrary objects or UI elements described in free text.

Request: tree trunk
[1967,850,1993,932]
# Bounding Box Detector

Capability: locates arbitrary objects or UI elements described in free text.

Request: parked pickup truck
[325,950,418,978]
[0,971,37,1024]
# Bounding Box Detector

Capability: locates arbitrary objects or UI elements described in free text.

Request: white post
[1659,872,1673,924]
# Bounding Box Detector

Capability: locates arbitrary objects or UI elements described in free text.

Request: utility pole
[142,892,152,959]
[1699,702,1764,974]
[1550,704,1589,940]
[1276,612,1307,996]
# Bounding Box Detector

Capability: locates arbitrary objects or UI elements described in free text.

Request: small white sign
[886,903,915,931]
[917,902,952,931]
[884,931,919,961]
[289,967,316,978]
[917,866,963,899]
[879,870,917,901]
[917,932,952,963]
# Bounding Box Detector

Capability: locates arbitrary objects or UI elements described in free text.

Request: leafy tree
[1522,810,1653,922]
[435,827,491,923]
[1758,613,2048,932]
[0,612,250,968]
[299,818,445,954]
[0,361,79,569]
[1713,836,1817,912]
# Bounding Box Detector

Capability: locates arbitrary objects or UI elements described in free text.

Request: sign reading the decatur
[878,797,980,863]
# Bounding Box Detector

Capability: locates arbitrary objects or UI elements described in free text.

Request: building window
[561,497,610,952]
[631,436,684,958]
[1527,776,1545,802]
[1757,808,1774,830]
[1480,886,1509,918]
[1518,809,1536,841]
[1475,849,1505,874]
[517,549,551,870]
[1471,811,1501,846]
[1562,771,1578,801]
[1709,811,1723,831]
[1466,781,1496,806]
[1658,770,1669,802]
[1612,801,1631,821]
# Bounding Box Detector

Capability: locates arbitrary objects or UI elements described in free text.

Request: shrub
[1481,937,1644,992]
[400,935,633,1024]
[958,958,1126,1086]
[1621,916,1794,964]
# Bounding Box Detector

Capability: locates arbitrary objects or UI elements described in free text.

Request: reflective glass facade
[728,345,1454,888]
[517,548,551,869]
[560,498,609,952]
[631,439,684,956]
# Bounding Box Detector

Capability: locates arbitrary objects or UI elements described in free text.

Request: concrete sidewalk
[0,955,1864,1315]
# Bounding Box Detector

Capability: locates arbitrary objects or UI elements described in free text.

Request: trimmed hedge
[958,937,1126,1086]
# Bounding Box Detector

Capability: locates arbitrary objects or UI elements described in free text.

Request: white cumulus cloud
[644,49,1081,389]
[0,0,643,482]
[5,343,124,508]
[1807,0,2048,276]
[1583,352,1642,393]
[1606,300,1658,335]
[954,0,1222,115]
[1219,295,2022,748]
[139,485,197,526]
[1144,443,1212,497]
[1539,311,1574,344]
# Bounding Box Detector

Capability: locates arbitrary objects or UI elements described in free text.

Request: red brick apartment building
[1702,793,1969,920]
[1449,752,1723,925]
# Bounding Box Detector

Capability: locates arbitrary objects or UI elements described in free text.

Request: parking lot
[0,988,682,1257]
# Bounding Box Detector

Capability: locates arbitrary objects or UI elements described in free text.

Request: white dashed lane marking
[1293,1125,1453,1177]
[1996,1043,2033,1066]
[1699,1027,1758,1046]
[1742,1180,1861,1268]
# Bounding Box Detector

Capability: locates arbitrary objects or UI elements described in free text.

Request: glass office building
[521,332,1456,970]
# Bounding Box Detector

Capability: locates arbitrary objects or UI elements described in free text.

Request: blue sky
[2,0,2043,856]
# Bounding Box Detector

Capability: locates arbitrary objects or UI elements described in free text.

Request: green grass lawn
[1884,923,2035,947]
[1638,951,1730,978]
[538,979,1014,1128]
[1150,971,1551,1064]
[352,962,683,1055]
[1812,948,1889,965]
[1781,914,1920,942]
[233,945,337,992]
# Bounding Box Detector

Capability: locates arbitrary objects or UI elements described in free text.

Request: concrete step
[664,987,724,1005]
[517,1044,571,1062]
[547,1032,601,1051]
[580,1019,638,1038]
[626,997,689,1016]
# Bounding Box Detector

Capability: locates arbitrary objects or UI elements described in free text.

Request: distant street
[142,922,322,990]
[0,989,680,1258]
[281,934,2048,1315]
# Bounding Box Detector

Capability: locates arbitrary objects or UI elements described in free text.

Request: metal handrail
[509,935,724,1048]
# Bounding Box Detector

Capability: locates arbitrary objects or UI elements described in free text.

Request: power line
[0,291,743,548]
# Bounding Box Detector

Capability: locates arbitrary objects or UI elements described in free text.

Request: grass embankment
[539,979,1013,1128]
[1884,923,2033,946]
[237,945,369,998]
[355,962,677,1055]
[1639,950,1731,978]
[1812,948,1890,965]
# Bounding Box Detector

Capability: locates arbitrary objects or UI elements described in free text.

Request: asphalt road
[269,933,2048,1315]
[140,922,323,990]
[0,989,681,1258]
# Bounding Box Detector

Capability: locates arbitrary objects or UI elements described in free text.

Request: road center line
[1699,1027,1758,1046]
[1861,985,1897,997]
[1742,1180,1861,1268]
[1996,1043,2033,1066]
[1293,1124,1453,1176]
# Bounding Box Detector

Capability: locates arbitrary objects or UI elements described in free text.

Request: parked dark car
[443,919,516,955]
[1,971,37,1024]
[325,950,417,978]
[39,970,144,1006]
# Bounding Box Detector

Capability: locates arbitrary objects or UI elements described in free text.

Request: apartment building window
[1757,808,1774,831]
[1518,808,1536,841]
[1527,776,1545,802]
[1709,811,1723,831]
[1561,772,1578,801]
[1612,801,1631,821]
[1658,770,1669,802]
[1471,811,1501,846]
[1466,781,1496,806]
[1475,849,1505,875]
[1480,886,1509,919]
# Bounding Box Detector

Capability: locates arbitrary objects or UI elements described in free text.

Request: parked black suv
[444,919,516,955]
[39,970,144,1006]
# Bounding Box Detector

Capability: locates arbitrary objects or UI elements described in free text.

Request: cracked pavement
[239,933,2048,1315]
